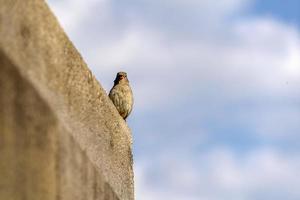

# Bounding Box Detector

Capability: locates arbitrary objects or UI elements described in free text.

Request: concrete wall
[0,0,134,200]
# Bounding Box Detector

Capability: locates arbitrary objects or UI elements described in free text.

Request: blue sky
[46,0,300,199]
[253,0,300,26]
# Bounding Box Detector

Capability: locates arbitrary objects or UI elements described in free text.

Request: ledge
[0,0,134,200]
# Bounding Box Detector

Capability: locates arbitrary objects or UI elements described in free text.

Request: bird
[109,72,133,120]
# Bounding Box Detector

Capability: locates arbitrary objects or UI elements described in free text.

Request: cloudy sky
[46,0,300,199]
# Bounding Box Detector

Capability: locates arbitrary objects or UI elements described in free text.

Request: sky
[46,0,300,199]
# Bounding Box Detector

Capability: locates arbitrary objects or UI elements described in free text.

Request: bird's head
[114,71,129,85]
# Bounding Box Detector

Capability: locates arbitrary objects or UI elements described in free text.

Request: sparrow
[109,72,133,120]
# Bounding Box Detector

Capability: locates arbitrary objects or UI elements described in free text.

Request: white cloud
[47,0,109,33]
[135,148,300,200]
[232,18,300,85]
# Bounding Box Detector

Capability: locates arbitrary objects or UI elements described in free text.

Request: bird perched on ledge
[109,72,133,120]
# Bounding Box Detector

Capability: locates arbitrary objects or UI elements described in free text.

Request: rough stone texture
[0,0,134,200]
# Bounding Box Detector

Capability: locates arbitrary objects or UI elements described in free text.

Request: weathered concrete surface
[0,0,134,200]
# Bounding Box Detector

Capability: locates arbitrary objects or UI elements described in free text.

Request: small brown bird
[109,72,133,120]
